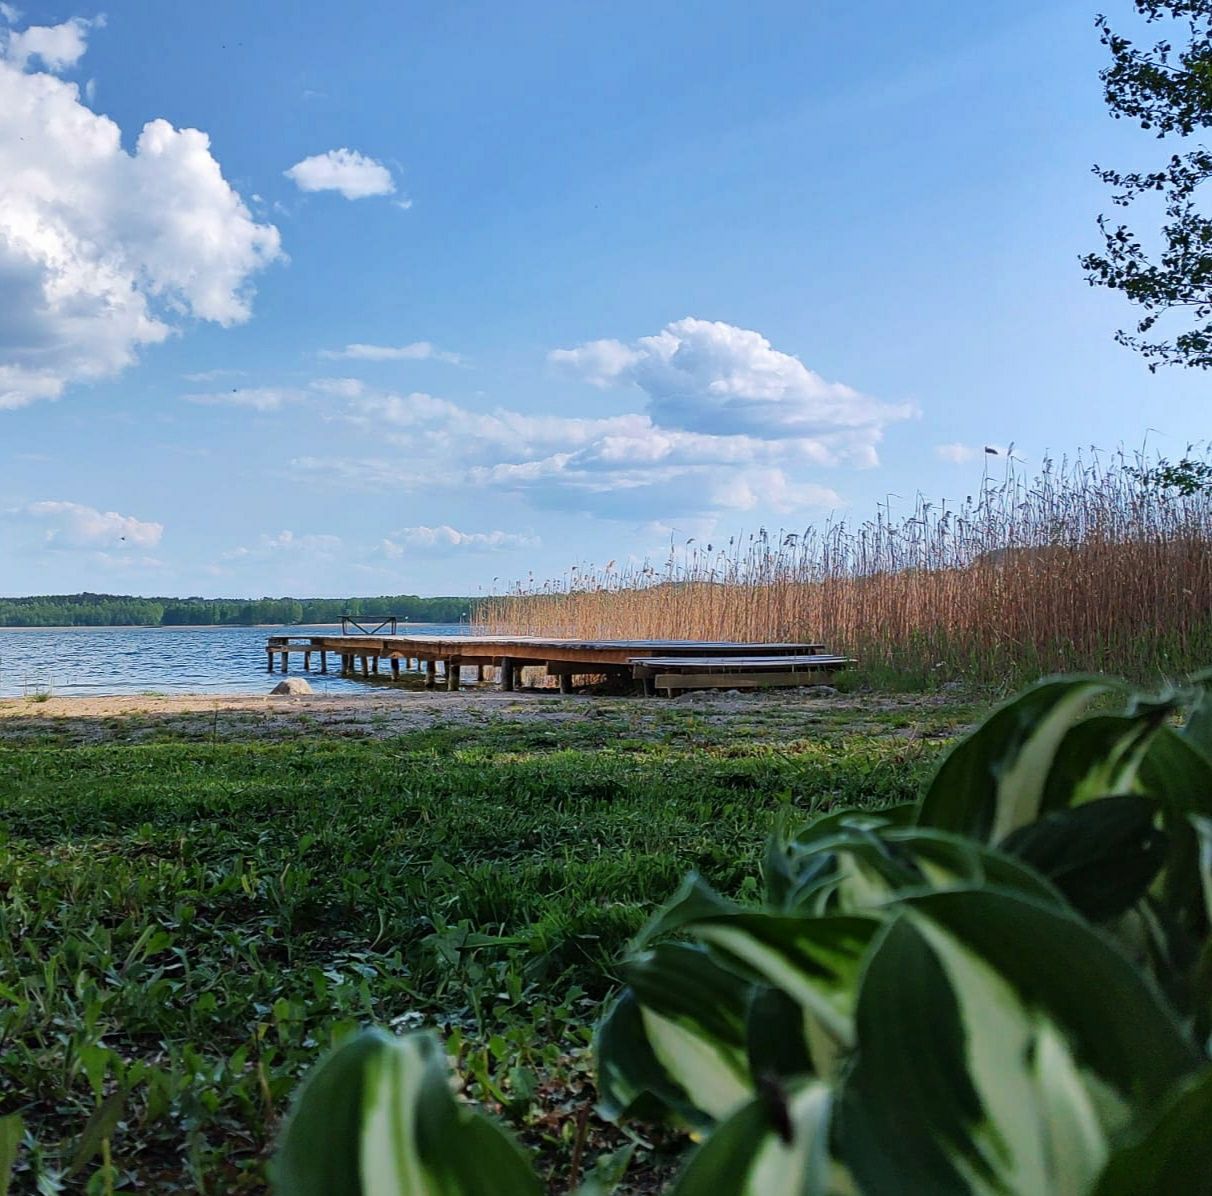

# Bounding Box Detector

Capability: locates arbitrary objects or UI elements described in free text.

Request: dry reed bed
[477,451,1212,685]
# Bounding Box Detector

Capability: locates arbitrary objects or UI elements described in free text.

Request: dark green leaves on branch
[1083,1,1212,369]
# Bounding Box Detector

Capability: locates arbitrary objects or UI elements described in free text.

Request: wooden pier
[265,633,852,696]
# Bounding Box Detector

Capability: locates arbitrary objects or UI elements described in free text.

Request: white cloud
[381,525,539,556]
[0,6,21,25]
[936,442,1004,463]
[288,375,856,521]
[320,341,462,364]
[550,317,912,454]
[548,338,641,386]
[223,529,342,560]
[284,148,396,199]
[18,500,163,549]
[183,386,307,411]
[936,442,977,463]
[310,376,366,398]
[2,15,98,71]
[0,19,281,409]
[182,367,246,383]
[271,317,910,525]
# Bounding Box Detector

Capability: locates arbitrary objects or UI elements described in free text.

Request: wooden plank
[654,671,838,691]
[633,654,850,671]
[545,662,630,675]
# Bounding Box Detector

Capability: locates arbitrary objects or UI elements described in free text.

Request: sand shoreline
[0,687,629,744]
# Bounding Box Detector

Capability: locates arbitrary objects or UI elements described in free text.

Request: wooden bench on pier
[628,653,854,696]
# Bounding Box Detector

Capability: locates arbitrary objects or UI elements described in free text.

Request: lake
[0,624,471,697]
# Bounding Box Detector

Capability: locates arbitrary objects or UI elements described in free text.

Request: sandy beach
[0,685,957,749]
[0,688,599,742]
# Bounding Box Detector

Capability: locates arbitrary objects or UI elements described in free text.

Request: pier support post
[446,659,460,691]
[266,650,274,673]
[559,673,573,695]
[391,658,400,680]
[424,659,436,689]
[500,657,515,692]
[303,651,311,671]
[281,652,288,673]
[372,656,380,675]
[475,664,484,683]
[320,651,328,674]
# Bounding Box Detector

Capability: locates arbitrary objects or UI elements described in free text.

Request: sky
[0,0,1208,599]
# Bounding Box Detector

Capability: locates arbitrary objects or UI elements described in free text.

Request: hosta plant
[270,673,1212,1194]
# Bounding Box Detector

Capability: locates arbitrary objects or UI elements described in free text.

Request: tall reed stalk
[476,449,1212,687]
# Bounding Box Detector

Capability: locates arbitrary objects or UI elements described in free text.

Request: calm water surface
[0,623,470,697]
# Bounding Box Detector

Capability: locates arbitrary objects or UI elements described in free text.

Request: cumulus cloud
[2,14,97,70]
[381,525,539,556]
[550,317,913,457]
[17,500,163,549]
[284,148,396,199]
[273,318,910,525]
[287,380,846,520]
[320,341,462,364]
[0,16,281,409]
[183,386,307,411]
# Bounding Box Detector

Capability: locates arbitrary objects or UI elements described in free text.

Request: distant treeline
[0,593,476,627]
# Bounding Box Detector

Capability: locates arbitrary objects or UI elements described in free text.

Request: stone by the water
[271,678,312,695]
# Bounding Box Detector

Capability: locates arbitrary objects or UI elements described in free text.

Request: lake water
[0,623,472,697]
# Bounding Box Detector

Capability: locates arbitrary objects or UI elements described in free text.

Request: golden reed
[476,450,1212,687]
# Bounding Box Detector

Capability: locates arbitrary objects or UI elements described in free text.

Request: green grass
[0,703,960,1193]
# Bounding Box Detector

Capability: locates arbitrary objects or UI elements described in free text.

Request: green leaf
[270,1029,540,1196]
[904,889,1200,1101]
[630,874,738,950]
[818,825,1064,910]
[839,916,1116,1196]
[572,1145,634,1196]
[1179,683,1212,761]
[66,1089,125,1179]
[685,914,879,1054]
[670,1081,844,1196]
[1000,796,1167,922]
[1093,1067,1212,1195]
[769,804,916,912]
[745,986,813,1084]
[1137,727,1212,941]
[1140,724,1212,818]
[1041,706,1174,811]
[595,990,706,1127]
[0,1115,21,1196]
[836,918,987,1196]
[599,943,754,1127]
[917,678,1116,842]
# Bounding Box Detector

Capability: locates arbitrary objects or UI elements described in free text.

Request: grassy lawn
[0,694,975,1193]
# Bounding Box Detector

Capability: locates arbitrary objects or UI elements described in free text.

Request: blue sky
[0,0,1207,598]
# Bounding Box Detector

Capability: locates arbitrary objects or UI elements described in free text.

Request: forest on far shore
[0,593,475,627]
